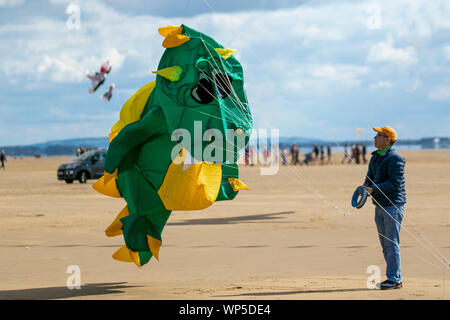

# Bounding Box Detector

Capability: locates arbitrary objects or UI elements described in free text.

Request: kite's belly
[122,135,223,211]
[157,147,222,211]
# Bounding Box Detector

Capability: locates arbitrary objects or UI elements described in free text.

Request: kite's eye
[213,72,233,100]
[191,72,214,104]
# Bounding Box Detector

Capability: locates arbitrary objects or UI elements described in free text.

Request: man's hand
[363,186,373,194]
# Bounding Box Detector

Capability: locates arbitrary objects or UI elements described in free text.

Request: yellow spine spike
[215,48,237,60]
[103,169,118,185]
[129,250,141,268]
[159,25,190,48]
[158,25,182,37]
[112,245,141,268]
[228,177,249,192]
[162,34,190,48]
[92,171,121,198]
[152,66,183,82]
[105,206,129,237]
[112,245,133,262]
[146,235,162,261]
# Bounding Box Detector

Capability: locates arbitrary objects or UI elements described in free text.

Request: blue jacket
[363,148,406,207]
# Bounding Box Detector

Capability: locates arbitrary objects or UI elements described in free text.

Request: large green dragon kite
[93,25,253,267]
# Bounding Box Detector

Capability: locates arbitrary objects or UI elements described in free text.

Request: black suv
[57,149,107,183]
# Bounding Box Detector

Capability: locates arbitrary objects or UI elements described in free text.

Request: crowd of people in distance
[284,143,368,166]
[242,143,369,167]
[339,143,368,165]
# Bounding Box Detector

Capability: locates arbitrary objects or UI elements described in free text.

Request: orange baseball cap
[373,126,397,142]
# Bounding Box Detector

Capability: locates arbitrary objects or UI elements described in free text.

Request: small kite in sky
[101,83,115,103]
[86,60,111,93]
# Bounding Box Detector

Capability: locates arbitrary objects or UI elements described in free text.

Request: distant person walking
[327,145,332,163]
[244,144,250,166]
[290,144,299,165]
[362,143,367,164]
[349,144,355,164]
[319,145,325,165]
[0,150,6,170]
[313,145,319,163]
[354,143,361,165]
[362,126,406,290]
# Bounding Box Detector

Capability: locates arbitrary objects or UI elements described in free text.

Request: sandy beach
[0,150,449,300]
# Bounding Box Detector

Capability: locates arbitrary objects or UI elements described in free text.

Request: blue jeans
[375,205,405,283]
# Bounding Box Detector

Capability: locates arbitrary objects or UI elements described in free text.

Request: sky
[0,0,449,146]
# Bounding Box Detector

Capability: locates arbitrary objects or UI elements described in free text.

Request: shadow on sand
[0,282,137,300]
[168,211,295,226]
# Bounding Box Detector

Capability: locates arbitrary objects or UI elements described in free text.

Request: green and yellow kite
[93,25,253,267]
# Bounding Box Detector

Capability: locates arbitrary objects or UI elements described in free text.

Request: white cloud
[444,46,450,60]
[369,80,393,90]
[428,86,450,101]
[311,65,336,78]
[407,78,421,93]
[116,88,139,98]
[251,60,370,101]
[295,25,346,47]
[30,48,124,83]
[0,0,23,7]
[0,1,357,86]
[0,2,159,83]
[377,1,450,39]
[366,38,418,65]
[49,0,73,4]
[310,64,370,88]
[106,48,125,70]
[282,81,303,93]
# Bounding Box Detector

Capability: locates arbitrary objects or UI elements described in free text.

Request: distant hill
[33,137,109,149]
[1,136,448,157]
[0,137,109,157]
